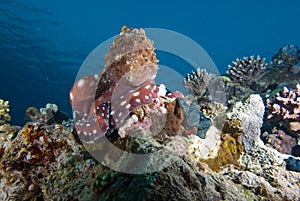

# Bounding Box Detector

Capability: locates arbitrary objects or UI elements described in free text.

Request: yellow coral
[201,133,242,171]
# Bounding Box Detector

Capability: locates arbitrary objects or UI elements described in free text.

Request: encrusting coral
[226,55,268,88]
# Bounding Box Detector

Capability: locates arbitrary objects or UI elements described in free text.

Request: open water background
[0,0,299,125]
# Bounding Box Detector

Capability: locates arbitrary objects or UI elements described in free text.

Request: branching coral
[183,68,228,119]
[226,55,267,87]
[183,68,214,97]
[266,83,300,132]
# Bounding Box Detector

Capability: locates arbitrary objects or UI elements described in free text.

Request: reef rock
[225,94,265,150]
[261,127,298,155]
[25,103,68,125]
[0,121,103,201]
[270,44,300,68]
[223,95,300,200]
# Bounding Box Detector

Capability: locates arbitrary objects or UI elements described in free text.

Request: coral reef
[0,99,18,160]
[262,83,300,156]
[0,121,101,200]
[0,99,16,138]
[94,94,300,200]
[223,94,300,200]
[270,44,300,68]
[226,55,267,88]
[1,28,300,200]
[2,94,299,200]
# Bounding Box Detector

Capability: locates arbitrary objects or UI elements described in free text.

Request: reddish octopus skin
[70,27,162,143]
[70,73,161,142]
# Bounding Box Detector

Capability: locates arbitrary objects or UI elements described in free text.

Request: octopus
[70,26,170,142]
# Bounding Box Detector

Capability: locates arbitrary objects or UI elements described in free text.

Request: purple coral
[266,83,300,132]
[226,55,267,87]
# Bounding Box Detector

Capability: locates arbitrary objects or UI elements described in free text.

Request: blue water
[1,0,300,125]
